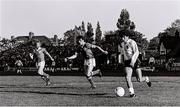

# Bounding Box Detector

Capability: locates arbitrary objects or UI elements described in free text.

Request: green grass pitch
[0,76,180,106]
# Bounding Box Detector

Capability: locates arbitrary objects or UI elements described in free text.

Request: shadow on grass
[0,85,92,90]
[0,90,131,99]
[0,90,109,96]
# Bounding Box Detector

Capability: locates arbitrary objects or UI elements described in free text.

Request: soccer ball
[115,87,125,97]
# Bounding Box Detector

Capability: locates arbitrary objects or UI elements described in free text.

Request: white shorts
[84,58,96,77]
[37,61,45,67]
[84,58,96,67]
[37,61,45,75]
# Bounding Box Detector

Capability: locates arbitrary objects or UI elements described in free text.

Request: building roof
[15,35,52,46]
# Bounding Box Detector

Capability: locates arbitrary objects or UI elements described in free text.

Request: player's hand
[51,58,54,61]
[52,61,56,66]
[104,51,108,55]
[130,61,135,67]
[64,58,68,62]
[29,53,33,59]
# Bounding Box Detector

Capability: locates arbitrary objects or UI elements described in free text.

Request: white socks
[129,87,134,94]
[145,76,150,82]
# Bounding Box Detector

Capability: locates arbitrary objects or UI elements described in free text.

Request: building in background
[14,32,53,46]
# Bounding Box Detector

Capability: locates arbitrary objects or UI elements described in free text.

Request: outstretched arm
[29,49,36,60]
[88,43,108,55]
[44,49,54,61]
[95,46,108,55]
[65,52,78,61]
[29,53,34,59]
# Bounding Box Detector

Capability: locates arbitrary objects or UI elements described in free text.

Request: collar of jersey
[36,47,42,51]
[125,39,131,44]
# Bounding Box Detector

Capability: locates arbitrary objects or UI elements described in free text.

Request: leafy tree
[116,9,131,30]
[130,21,136,30]
[85,22,94,43]
[64,29,74,46]
[64,25,85,46]
[116,9,149,52]
[164,19,180,37]
[1,38,10,44]
[171,19,180,28]
[81,21,86,32]
[95,21,102,45]
[148,36,159,50]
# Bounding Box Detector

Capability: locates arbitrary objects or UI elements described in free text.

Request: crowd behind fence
[0,41,179,73]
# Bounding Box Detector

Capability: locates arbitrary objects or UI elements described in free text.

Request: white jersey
[121,39,139,61]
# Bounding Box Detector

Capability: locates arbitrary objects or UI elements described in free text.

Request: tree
[117,9,131,30]
[130,21,136,30]
[85,22,94,43]
[164,19,180,37]
[95,21,102,45]
[116,9,149,52]
[148,36,159,50]
[171,19,180,28]
[1,38,10,44]
[64,29,74,46]
[64,24,86,46]
[129,30,149,51]
[81,21,86,32]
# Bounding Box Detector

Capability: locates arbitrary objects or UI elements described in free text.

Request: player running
[29,40,55,86]
[65,36,108,89]
[120,30,152,97]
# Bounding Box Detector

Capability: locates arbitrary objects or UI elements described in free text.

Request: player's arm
[29,53,34,59]
[65,52,78,61]
[29,49,35,59]
[15,61,17,65]
[131,41,139,66]
[90,44,108,55]
[43,49,54,61]
[120,43,125,62]
[20,61,23,66]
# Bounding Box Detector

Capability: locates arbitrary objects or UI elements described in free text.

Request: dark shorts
[149,62,154,65]
[124,58,141,69]
[16,66,22,70]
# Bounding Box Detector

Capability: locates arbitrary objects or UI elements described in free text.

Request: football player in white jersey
[30,40,55,86]
[120,31,151,97]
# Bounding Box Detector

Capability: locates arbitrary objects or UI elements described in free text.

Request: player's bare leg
[135,68,151,87]
[84,65,96,89]
[91,69,102,77]
[87,76,96,89]
[17,70,21,74]
[17,70,19,74]
[18,69,22,74]
[38,66,50,86]
[125,67,135,97]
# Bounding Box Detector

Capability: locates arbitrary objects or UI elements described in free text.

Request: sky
[0,0,180,40]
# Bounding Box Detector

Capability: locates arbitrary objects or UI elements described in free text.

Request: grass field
[0,76,180,106]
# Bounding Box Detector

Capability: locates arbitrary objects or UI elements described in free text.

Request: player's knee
[38,71,43,75]
[85,74,92,79]
[125,76,131,81]
[86,75,92,80]
[85,72,92,78]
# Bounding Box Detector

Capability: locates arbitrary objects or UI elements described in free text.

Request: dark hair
[76,36,84,44]
[35,40,41,44]
[120,30,130,37]
[76,36,84,41]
